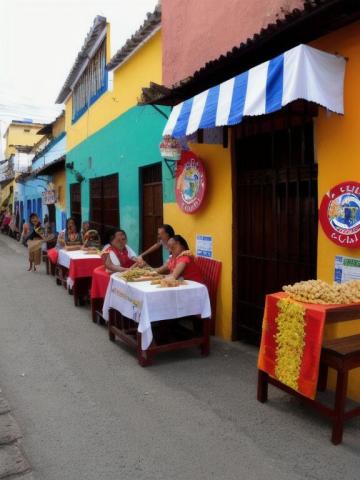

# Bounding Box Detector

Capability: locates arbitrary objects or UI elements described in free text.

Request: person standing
[27,213,46,272]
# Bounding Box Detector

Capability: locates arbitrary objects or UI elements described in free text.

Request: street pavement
[0,233,359,480]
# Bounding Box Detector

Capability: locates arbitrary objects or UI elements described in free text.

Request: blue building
[15,114,67,232]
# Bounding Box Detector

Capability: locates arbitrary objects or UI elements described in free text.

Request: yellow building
[143,4,360,400]
[58,13,163,153]
[1,121,44,212]
[4,121,44,158]
[56,7,167,252]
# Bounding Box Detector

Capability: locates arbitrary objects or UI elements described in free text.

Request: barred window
[72,40,107,122]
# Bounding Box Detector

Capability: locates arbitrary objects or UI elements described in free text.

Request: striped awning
[163,44,346,138]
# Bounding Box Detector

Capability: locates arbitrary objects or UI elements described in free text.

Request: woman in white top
[104,229,137,273]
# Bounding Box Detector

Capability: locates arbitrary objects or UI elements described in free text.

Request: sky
[0,0,159,156]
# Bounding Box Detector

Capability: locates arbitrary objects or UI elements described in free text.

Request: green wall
[66,104,172,252]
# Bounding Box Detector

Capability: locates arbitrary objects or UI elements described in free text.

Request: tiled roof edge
[106,5,161,71]
[55,16,107,103]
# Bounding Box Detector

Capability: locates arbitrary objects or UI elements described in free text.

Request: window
[72,40,107,123]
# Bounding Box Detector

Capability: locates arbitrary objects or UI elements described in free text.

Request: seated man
[105,229,138,273]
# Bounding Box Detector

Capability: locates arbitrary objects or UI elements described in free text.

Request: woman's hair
[160,224,175,238]
[66,217,77,229]
[109,229,127,243]
[29,213,38,221]
[171,234,189,251]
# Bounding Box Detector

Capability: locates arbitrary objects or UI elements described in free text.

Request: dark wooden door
[47,204,56,229]
[141,164,163,267]
[90,174,119,244]
[233,113,318,344]
[70,183,81,230]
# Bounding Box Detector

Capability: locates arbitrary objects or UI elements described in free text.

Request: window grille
[72,40,107,122]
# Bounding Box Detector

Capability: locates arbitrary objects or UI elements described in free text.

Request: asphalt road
[0,234,359,480]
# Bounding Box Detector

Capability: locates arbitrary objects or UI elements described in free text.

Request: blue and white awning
[163,44,346,138]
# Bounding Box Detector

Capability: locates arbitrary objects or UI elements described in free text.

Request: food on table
[117,267,160,282]
[282,279,360,304]
[132,275,163,282]
[157,278,187,288]
[64,245,82,251]
[83,248,100,254]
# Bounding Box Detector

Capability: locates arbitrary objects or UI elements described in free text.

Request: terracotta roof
[140,0,360,106]
[106,5,161,71]
[56,16,107,103]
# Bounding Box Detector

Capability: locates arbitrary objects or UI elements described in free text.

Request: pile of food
[64,245,82,252]
[155,278,187,288]
[282,279,360,304]
[83,248,101,255]
[117,267,162,282]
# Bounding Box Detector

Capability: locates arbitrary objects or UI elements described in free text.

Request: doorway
[140,164,163,267]
[70,183,82,230]
[47,204,56,232]
[233,105,318,344]
[90,174,119,244]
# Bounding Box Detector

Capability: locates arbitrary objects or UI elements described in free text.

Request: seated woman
[105,229,137,273]
[136,224,174,264]
[57,217,82,249]
[157,235,204,284]
[81,221,101,249]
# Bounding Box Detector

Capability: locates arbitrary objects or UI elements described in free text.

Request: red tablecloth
[69,256,103,282]
[90,265,110,299]
[47,248,58,264]
[258,292,329,399]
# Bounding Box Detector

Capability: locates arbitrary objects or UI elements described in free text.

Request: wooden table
[257,293,360,442]
[103,274,212,366]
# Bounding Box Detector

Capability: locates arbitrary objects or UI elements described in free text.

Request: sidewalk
[0,387,32,479]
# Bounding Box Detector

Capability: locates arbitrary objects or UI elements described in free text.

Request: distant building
[56,6,168,260]
[14,113,66,231]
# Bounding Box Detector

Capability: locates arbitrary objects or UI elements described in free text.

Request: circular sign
[175,151,206,214]
[319,181,360,248]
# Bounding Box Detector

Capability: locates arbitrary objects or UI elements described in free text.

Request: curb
[0,388,32,479]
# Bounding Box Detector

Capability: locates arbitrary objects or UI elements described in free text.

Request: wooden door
[47,204,56,230]
[141,164,163,267]
[233,110,318,344]
[70,183,81,230]
[90,174,119,244]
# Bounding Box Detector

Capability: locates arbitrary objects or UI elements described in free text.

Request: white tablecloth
[58,249,101,288]
[103,275,211,350]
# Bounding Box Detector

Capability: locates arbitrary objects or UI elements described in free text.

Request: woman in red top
[105,229,137,273]
[157,235,204,284]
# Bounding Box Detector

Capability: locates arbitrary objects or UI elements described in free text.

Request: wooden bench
[318,334,360,444]
[258,334,360,445]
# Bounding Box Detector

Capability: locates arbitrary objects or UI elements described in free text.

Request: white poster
[334,255,360,283]
[196,235,213,258]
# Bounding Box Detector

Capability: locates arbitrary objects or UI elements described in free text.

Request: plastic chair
[194,257,222,335]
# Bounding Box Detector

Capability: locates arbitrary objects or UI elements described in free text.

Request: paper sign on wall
[334,255,360,283]
[196,235,213,258]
